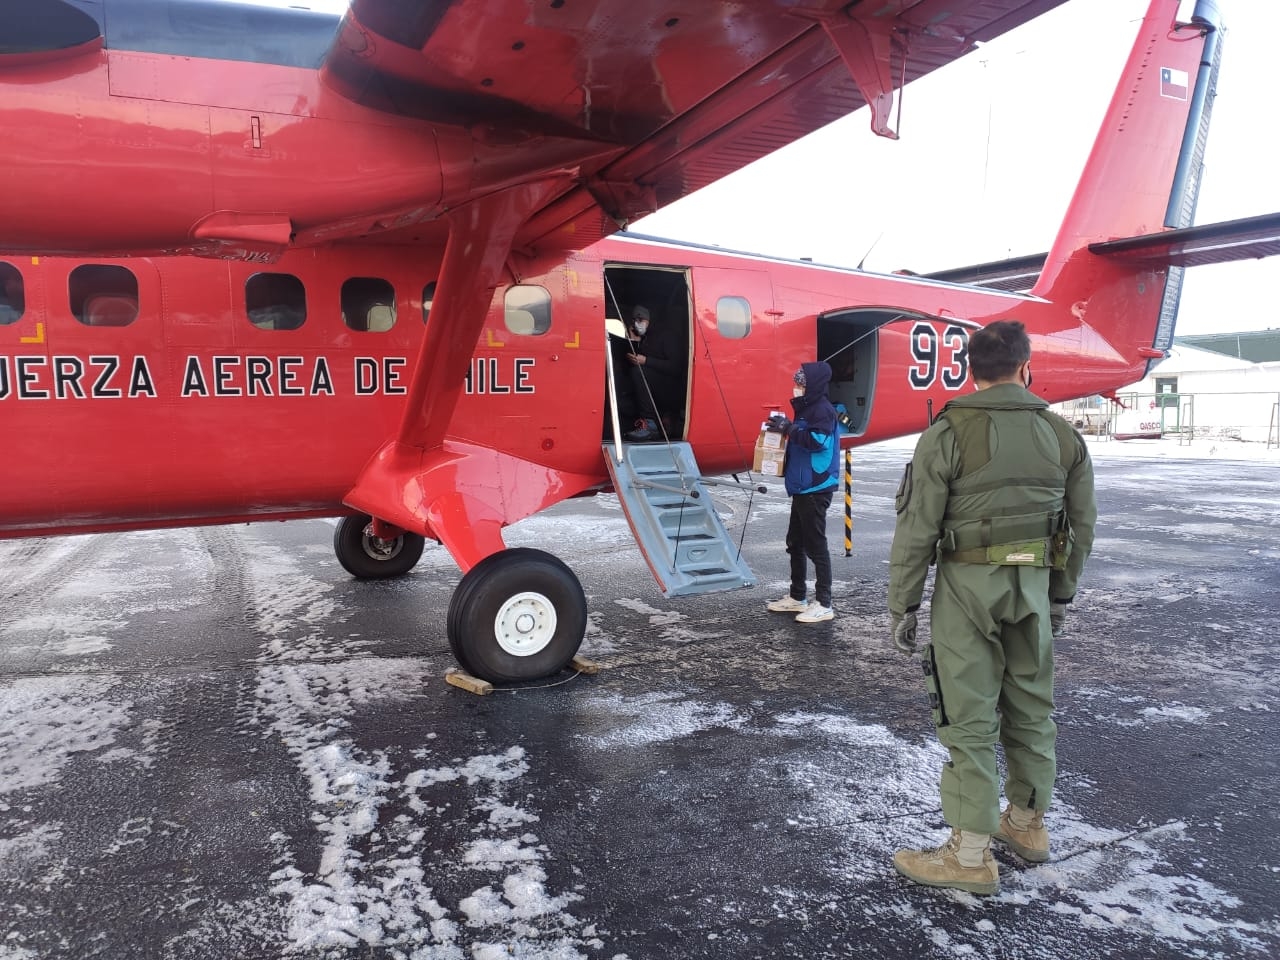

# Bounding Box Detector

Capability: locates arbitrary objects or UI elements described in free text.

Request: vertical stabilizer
[1032,0,1222,377]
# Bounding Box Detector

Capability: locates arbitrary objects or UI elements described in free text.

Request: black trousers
[627,365,680,424]
[786,489,834,606]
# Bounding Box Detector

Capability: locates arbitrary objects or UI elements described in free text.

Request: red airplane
[3,0,1278,683]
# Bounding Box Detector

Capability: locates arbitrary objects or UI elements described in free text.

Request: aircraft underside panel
[603,443,756,599]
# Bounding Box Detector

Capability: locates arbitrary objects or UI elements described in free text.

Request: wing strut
[398,178,572,447]
[341,174,575,569]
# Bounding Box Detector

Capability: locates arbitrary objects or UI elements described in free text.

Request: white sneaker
[767,595,808,613]
[795,602,834,623]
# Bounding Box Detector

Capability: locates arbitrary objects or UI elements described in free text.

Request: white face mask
[633,320,649,335]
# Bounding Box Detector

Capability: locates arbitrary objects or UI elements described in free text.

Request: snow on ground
[774,711,1275,959]
[863,432,1280,463]
[573,691,746,749]
[244,535,603,958]
[0,677,131,797]
[1,451,1277,958]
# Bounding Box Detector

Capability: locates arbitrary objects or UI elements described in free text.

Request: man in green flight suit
[888,319,1096,895]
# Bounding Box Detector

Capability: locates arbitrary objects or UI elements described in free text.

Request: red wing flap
[1088,212,1280,268]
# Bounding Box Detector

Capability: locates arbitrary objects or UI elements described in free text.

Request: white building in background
[1054,343,1280,445]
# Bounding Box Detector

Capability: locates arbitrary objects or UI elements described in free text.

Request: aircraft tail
[1032,0,1223,383]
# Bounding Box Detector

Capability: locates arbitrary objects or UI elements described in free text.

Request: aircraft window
[70,264,139,327]
[246,272,306,330]
[716,296,752,339]
[341,277,396,332]
[0,262,24,326]
[422,281,436,324]
[504,285,551,336]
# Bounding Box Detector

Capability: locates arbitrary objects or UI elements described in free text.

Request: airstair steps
[602,442,757,598]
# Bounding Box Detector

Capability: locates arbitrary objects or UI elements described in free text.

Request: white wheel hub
[494,591,558,657]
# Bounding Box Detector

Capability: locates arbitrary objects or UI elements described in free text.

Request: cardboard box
[752,421,788,477]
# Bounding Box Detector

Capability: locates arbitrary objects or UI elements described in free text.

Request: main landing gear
[334,507,589,684]
[333,514,426,579]
[447,548,588,684]
[335,516,588,683]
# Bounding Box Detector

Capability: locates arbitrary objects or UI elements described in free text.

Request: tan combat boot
[994,804,1050,863]
[893,830,1000,895]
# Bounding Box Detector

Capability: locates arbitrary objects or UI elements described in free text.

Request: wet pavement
[1,444,1277,959]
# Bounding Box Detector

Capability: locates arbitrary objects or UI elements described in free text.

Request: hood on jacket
[798,361,832,397]
[790,360,836,432]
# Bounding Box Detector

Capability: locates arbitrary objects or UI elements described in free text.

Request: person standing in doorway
[623,304,684,441]
[608,309,647,428]
[765,361,840,624]
[888,319,1096,895]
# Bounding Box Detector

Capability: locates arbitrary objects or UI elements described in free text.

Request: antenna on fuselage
[855,232,884,271]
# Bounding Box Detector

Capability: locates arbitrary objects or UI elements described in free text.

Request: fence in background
[1053,392,1280,447]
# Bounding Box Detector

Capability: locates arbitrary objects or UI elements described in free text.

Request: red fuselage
[1,235,1149,539]
[0,0,1211,551]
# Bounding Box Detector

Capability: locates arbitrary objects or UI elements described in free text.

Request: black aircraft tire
[333,515,426,580]
[447,548,587,684]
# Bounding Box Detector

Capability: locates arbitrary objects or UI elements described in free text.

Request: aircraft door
[684,266,777,460]
[602,263,693,442]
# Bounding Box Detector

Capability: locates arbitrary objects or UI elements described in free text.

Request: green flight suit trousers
[924,561,1057,834]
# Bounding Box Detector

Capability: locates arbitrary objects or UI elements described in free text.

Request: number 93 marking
[909,321,969,390]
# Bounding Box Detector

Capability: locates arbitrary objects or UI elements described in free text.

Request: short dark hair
[968,320,1030,382]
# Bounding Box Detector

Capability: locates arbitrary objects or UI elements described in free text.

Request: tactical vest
[937,406,1077,568]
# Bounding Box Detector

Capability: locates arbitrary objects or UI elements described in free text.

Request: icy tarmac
[0,438,1277,959]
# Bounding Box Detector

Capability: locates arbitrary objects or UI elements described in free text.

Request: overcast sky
[635,0,1280,338]
[259,0,1276,337]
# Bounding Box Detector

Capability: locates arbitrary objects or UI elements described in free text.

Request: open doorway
[602,264,692,442]
[817,308,890,437]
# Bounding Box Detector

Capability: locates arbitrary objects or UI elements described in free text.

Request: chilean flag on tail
[1160,66,1188,100]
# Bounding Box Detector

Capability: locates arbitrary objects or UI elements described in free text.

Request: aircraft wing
[924,212,1280,292]
[325,0,1069,253]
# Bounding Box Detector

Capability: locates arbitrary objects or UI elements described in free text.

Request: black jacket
[636,318,684,379]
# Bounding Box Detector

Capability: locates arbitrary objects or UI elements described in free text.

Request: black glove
[767,414,792,434]
[1050,600,1070,638]
[892,611,918,654]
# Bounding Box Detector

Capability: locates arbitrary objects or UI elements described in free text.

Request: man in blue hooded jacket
[764,360,839,624]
